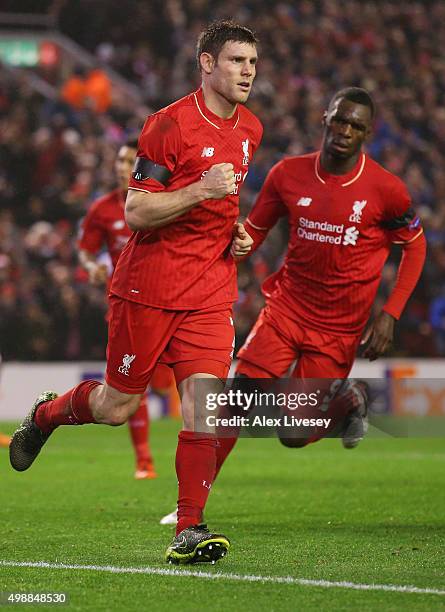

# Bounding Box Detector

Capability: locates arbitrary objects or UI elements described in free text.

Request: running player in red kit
[78,138,174,480]
[10,20,262,565]
[214,87,426,476]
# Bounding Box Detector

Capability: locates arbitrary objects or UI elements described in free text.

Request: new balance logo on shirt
[201,147,215,157]
[297,197,312,207]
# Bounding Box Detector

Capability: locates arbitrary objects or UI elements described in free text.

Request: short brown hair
[196,20,258,69]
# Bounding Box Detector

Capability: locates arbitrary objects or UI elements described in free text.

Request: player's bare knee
[179,373,223,432]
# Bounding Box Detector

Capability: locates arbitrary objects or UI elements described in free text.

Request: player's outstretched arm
[125,163,235,230]
[361,231,426,361]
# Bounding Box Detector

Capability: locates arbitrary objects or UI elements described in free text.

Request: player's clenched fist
[230,222,253,259]
[201,163,236,199]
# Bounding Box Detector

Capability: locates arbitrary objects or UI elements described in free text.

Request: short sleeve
[380,177,423,244]
[247,162,288,231]
[128,113,182,193]
[78,204,105,254]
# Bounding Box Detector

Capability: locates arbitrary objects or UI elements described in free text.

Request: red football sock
[34,380,101,434]
[214,435,239,481]
[175,430,217,535]
[128,396,152,465]
[213,401,244,481]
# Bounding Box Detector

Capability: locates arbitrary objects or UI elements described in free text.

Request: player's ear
[364,125,373,143]
[322,110,328,126]
[200,52,215,75]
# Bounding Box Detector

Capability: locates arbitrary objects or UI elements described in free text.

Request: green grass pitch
[1,419,444,611]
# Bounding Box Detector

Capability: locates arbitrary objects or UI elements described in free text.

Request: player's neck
[319,150,361,175]
[201,83,237,119]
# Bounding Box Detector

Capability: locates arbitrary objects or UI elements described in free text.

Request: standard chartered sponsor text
[298,217,344,244]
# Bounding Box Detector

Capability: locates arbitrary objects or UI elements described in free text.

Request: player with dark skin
[216,87,426,460]
[321,96,395,361]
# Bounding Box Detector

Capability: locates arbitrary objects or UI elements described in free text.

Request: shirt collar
[193,87,240,130]
[315,152,366,187]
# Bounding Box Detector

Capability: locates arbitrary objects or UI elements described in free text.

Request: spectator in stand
[1,1,445,359]
[84,68,112,114]
[61,66,87,110]
[61,65,112,114]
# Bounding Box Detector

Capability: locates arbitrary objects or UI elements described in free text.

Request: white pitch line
[1,560,444,596]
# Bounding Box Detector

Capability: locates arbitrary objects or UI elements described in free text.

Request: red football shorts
[236,305,360,379]
[150,363,175,392]
[106,296,234,393]
[236,305,362,444]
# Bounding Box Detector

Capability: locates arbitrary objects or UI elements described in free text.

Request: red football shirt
[78,188,130,269]
[247,152,423,336]
[111,87,263,309]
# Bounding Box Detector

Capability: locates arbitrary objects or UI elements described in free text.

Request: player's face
[115,146,137,190]
[323,99,372,159]
[207,41,257,105]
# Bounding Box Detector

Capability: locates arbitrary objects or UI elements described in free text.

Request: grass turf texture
[1,419,444,611]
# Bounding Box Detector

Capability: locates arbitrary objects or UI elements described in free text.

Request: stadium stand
[0,1,444,359]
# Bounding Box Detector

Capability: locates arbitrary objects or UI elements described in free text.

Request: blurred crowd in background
[1,0,445,360]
